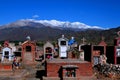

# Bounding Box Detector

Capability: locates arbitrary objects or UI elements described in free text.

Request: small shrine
[67,37,79,59]
[21,37,36,64]
[1,41,13,62]
[43,41,54,59]
[81,37,108,66]
[0,41,13,71]
[91,37,107,65]
[58,35,68,58]
[114,31,120,64]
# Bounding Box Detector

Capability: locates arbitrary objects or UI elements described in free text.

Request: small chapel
[0,41,13,71]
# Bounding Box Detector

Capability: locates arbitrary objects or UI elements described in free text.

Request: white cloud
[32,15,39,19]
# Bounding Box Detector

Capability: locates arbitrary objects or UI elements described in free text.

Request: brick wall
[0,63,12,71]
[47,61,93,77]
[21,40,36,64]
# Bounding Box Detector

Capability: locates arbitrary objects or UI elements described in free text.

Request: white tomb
[1,41,13,62]
[58,35,68,58]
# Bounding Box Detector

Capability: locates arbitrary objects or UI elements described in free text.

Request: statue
[26,36,31,40]
[100,54,107,65]
[62,34,64,38]
[68,37,75,45]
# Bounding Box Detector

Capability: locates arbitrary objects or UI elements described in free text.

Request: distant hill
[0,19,119,45]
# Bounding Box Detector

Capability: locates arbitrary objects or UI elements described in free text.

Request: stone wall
[47,59,93,77]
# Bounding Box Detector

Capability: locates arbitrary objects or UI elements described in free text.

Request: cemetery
[0,33,120,80]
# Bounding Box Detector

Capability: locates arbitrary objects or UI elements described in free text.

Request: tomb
[46,59,93,78]
[81,45,92,62]
[81,37,107,66]
[46,35,93,79]
[58,35,68,58]
[21,39,36,64]
[80,38,91,62]
[1,41,13,62]
[92,45,105,65]
[114,31,120,64]
[43,41,54,59]
[0,41,13,71]
[91,37,107,65]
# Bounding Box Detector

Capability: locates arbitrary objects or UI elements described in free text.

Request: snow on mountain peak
[24,19,104,29]
[2,19,105,30]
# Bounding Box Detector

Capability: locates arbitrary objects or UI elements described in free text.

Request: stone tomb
[58,35,69,58]
[43,41,54,59]
[114,34,120,64]
[21,40,36,64]
[46,59,93,78]
[0,62,12,71]
[0,41,13,71]
[81,37,107,66]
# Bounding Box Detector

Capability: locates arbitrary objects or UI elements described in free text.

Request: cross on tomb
[102,36,105,41]
[81,37,86,44]
[62,34,65,38]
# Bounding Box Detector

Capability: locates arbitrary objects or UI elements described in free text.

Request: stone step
[47,59,88,63]
[43,77,60,80]
[43,77,80,80]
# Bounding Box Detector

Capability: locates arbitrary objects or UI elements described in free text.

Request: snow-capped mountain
[0,19,105,30]
[34,19,104,29]
[0,19,118,44]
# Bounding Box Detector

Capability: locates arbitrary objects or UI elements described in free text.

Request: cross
[62,34,64,38]
[102,36,105,41]
[81,37,86,44]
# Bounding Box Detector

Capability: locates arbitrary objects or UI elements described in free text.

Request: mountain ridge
[0,19,119,45]
[0,19,106,30]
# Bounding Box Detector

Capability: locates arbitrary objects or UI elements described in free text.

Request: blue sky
[0,0,120,28]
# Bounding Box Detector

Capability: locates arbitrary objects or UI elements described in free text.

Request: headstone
[21,40,36,64]
[1,41,13,62]
[114,31,120,64]
[81,37,86,44]
[44,41,54,59]
[58,35,68,58]
[0,41,13,71]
